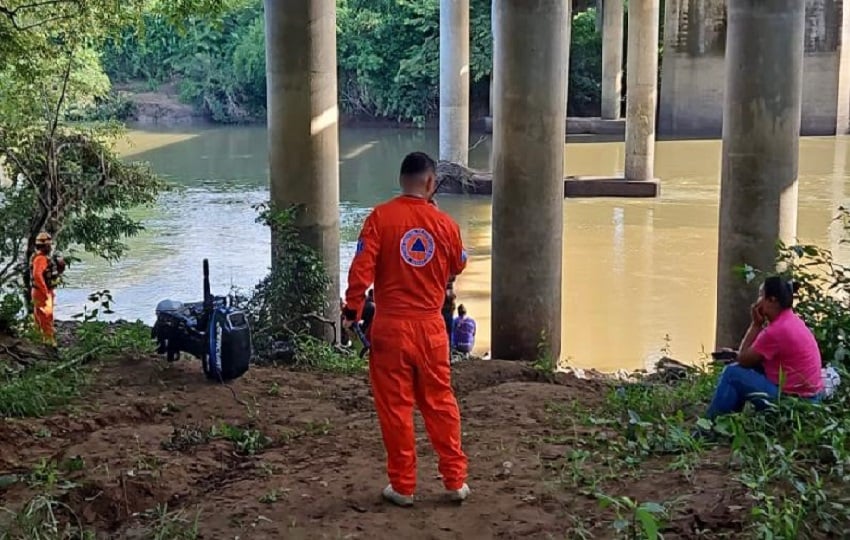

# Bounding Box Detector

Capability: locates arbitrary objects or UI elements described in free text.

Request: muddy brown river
[56,126,850,372]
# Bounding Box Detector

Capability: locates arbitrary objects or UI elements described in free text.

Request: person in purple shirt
[452,304,476,355]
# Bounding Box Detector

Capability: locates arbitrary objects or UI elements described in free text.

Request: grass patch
[543,361,850,538]
[0,320,153,418]
[259,488,283,504]
[290,334,366,375]
[210,422,271,456]
[0,494,95,540]
[66,320,153,360]
[0,363,90,417]
[139,504,200,540]
[0,456,92,539]
[279,419,333,444]
[162,424,211,452]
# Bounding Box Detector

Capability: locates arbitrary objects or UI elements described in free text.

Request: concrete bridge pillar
[715,0,805,348]
[440,0,470,166]
[624,0,659,181]
[601,0,624,120]
[595,0,603,33]
[264,0,341,334]
[491,0,570,361]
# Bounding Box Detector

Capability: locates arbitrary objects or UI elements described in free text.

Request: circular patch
[400,228,435,267]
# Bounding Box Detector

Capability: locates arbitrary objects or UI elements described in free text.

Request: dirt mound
[452,359,608,398]
[0,333,58,373]
[0,355,739,539]
[113,82,205,126]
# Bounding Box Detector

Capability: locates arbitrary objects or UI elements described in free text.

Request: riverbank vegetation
[99,0,604,124]
[0,1,641,126]
[234,203,367,375]
[1,227,849,537]
[2,1,849,537]
[0,1,237,324]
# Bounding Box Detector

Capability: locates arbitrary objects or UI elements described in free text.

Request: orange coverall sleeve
[345,211,380,318]
[32,255,49,294]
[448,221,468,277]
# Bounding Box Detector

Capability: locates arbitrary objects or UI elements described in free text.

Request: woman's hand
[750,301,765,327]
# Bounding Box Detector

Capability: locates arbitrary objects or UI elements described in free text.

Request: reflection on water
[58,126,850,372]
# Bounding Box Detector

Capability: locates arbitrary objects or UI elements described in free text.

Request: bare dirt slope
[0,356,743,539]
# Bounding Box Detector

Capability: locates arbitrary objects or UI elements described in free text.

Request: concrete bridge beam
[601,0,624,120]
[440,0,470,166]
[715,0,805,347]
[264,0,341,336]
[624,0,660,181]
[491,0,570,361]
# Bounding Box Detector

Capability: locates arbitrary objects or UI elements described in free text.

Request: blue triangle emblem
[411,238,427,252]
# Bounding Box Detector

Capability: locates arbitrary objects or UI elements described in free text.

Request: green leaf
[635,507,660,539]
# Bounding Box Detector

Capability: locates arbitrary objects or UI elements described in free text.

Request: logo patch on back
[400,228,435,267]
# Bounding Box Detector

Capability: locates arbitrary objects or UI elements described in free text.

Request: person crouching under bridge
[342,151,470,507]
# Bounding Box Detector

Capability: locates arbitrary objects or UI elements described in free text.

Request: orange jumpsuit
[31,252,55,345]
[345,195,468,496]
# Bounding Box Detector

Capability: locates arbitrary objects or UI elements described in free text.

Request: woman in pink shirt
[705,276,824,419]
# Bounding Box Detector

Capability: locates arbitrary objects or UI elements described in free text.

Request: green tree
[569,9,602,116]
[336,0,492,124]
[0,0,233,323]
[97,0,605,124]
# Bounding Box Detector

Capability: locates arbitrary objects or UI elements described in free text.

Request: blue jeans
[705,364,822,419]
[706,364,779,419]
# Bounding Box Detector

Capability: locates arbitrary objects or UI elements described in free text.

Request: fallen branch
[43,344,106,377]
[0,0,82,31]
[469,134,488,151]
[0,343,24,364]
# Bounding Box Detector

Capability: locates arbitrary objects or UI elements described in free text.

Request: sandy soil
[0,353,745,539]
[113,82,204,126]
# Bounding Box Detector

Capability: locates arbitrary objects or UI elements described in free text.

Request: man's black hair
[400,151,436,177]
[763,275,797,309]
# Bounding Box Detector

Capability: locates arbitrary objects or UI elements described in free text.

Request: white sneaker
[382,484,414,507]
[448,483,470,502]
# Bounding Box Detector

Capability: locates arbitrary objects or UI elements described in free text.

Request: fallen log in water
[436,160,660,198]
[436,161,494,195]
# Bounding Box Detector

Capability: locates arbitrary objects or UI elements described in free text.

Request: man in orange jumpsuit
[342,151,470,507]
[31,231,59,346]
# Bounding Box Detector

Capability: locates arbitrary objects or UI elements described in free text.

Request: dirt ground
[113,82,205,126]
[0,353,745,539]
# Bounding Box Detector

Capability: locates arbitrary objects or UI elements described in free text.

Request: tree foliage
[102,1,266,123]
[0,0,231,328]
[235,204,331,358]
[98,0,606,124]
[569,9,602,117]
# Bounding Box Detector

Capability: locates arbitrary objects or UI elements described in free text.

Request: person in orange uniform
[31,232,61,346]
[342,152,470,507]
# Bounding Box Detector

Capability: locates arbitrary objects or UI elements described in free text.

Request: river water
[54,126,850,372]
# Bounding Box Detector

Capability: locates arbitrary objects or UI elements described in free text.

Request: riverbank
[0,331,746,539]
[110,86,767,143]
[114,85,627,140]
[5,321,849,538]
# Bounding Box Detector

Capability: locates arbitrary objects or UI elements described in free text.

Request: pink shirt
[751,309,824,397]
